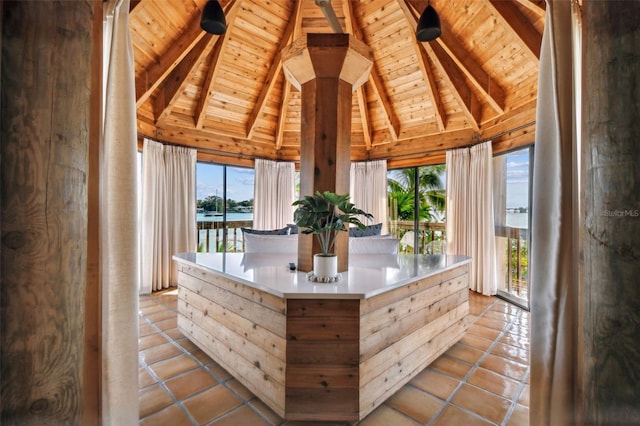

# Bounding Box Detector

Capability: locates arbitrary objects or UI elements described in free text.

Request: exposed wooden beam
[343,0,400,142]
[276,78,292,150]
[155,34,215,126]
[343,0,372,150]
[195,0,241,130]
[513,0,546,18]
[406,0,507,114]
[397,0,446,132]
[133,1,229,108]
[489,0,542,61]
[246,0,299,140]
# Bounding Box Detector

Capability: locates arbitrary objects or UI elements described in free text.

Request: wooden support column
[581,1,640,423]
[1,1,99,424]
[282,33,372,272]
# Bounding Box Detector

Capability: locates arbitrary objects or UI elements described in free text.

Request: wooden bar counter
[173,252,471,422]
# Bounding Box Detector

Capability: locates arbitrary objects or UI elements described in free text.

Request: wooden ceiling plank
[276,78,292,150]
[195,0,242,130]
[346,1,400,142]
[488,0,542,61]
[246,0,300,140]
[155,34,215,126]
[423,39,481,132]
[134,0,234,108]
[406,1,506,114]
[343,0,372,150]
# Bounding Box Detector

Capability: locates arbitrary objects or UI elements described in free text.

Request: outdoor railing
[388,221,447,254]
[197,220,253,253]
[495,225,529,300]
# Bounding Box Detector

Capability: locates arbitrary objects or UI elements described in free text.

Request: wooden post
[282,33,372,272]
[582,1,640,423]
[0,1,99,423]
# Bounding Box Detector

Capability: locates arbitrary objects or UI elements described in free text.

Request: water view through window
[494,147,532,309]
[196,163,254,252]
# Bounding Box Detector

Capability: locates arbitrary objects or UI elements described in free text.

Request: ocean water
[196,212,254,222]
[505,212,528,228]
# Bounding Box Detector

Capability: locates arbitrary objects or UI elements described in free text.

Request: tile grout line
[142,295,279,425]
[138,311,200,425]
[427,298,516,426]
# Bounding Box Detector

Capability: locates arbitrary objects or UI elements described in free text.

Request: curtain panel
[102,0,139,423]
[140,139,197,293]
[530,1,580,424]
[253,159,295,230]
[445,142,497,295]
[350,160,389,234]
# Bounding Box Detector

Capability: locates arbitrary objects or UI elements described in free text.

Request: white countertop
[173,252,471,299]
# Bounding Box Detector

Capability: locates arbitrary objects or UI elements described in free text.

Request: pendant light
[201,0,227,35]
[416,3,441,42]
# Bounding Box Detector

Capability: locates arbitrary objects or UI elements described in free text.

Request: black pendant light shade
[201,0,227,35]
[416,5,441,42]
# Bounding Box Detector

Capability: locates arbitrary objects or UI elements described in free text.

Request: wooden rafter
[246,1,299,140]
[134,12,207,109]
[397,0,446,132]
[275,0,304,150]
[343,0,372,150]
[344,2,400,142]
[489,0,542,61]
[400,0,480,132]
[513,0,546,18]
[155,34,215,125]
[425,40,481,132]
[406,1,507,114]
[276,79,291,150]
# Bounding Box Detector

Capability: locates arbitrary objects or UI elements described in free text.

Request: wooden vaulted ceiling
[131,0,545,168]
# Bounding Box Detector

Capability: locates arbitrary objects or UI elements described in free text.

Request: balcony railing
[197,220,253,253]
[388,221,447,254]
[495,225,529,301]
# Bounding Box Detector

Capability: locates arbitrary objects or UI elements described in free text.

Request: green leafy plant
[293,191,373,256]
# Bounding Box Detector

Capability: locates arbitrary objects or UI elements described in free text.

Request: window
[196,163,254,252]
[387,165,446,254]
[493,146,533,309]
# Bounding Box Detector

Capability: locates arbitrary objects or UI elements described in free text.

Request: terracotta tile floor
[139,290,529,425]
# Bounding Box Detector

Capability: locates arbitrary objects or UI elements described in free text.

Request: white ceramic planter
[313,254,338,280]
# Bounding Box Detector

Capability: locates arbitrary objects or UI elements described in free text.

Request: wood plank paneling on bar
[285,298,360,421]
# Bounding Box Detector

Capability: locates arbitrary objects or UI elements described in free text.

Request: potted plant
[293,191,373,280]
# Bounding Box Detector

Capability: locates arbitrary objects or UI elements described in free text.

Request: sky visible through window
[196,162,255,202]
[505,150,529,209]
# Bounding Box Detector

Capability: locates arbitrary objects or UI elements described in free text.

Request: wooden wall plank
[285,298,360,422]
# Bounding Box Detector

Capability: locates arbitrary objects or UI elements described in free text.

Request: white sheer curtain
[446,141,497,295]
[102,0,138,423]
[350,160,388,234]
[140,139,197,293]
[253,159,295,229]
[530,1,580,424]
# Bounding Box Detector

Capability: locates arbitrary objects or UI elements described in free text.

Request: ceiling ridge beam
[488,0,542,61]
[397,0,446,133]
[344,0,372,150]
[194,0,242,130]
[155,35,216,126]
[246,0,300,141]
